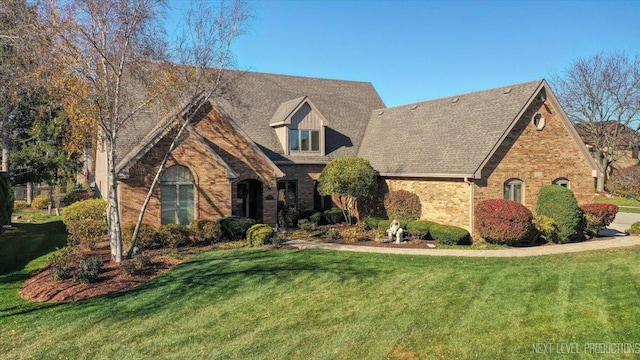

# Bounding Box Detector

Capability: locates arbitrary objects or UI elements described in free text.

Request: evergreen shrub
[535,185,582,243]
[430,224,471,245]
[61,199,108,249]
[219,216,256,241]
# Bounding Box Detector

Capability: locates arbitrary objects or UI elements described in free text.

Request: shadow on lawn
[0,221,67,278]
[103,248,383,319]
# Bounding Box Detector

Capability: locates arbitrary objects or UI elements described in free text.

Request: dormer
[270,96,329,156]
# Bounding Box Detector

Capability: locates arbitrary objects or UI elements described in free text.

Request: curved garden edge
[285,235,640,257]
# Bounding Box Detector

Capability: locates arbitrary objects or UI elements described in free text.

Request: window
[290,129,320,152]
[504,179,523,203]
[277,181,298,208]
[553,178,570,188]
[532,113,545,131]
[161,165,195,225]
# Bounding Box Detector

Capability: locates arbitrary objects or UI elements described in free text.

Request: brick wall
[474,97,595,210]
[385,178,471,230]
[276,164,326,211]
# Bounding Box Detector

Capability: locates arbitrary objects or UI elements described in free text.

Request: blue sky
[168,0,639,107]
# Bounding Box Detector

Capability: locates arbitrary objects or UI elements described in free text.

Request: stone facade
[385,178,471,230]
[474,98,594,209]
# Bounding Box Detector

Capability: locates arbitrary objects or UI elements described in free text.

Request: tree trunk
[107,139,122,262]
[1,140,8,173]
[26,182,33,206]
[596,156,609,193]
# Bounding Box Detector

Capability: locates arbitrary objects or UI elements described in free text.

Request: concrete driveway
[599,212,640,236]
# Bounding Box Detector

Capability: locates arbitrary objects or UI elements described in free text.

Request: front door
[237,179,262,221]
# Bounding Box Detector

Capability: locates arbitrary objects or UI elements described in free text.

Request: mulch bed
[20,242,186,303]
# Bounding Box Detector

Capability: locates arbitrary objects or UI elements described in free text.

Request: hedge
[190,219,223,243]
[323,208,346,224]
[580,203,618,237]
[157,224,191,248]
[628,222,640,236]
[476,199,534,245]
[384,190,421,221]
[61,199,108,249]
[430,224,471,245]
[535,185,582,244]
[219,216,257,241]
[246,223,276,246]
[406,220,437,239]
[122,223,160,250]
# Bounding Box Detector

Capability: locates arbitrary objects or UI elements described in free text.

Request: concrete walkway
[285,236,640,257]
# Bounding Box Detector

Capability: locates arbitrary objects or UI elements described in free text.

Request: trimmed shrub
[14,200,28,210]
[384,190,421,221]
[219,216,257,241]
[406,220,437,240]
[158,224,191,247]
[122,223,159,250]
[190,219,222,243]
[61,199,108,249]
[47,246,77,281]
[324,228,341,240]
[246,223,276,246]
[535,185,582,243]
[309,212,323,225]
[476,199,534,245]
[628,221,640,235]
[340,222,369,243]
[430,224,471,245]
[73,256,103,284]
[278,207,299,229]
[298,219,317,232]
[580,203,619,237]
[363,217,384,230]
[607,165,640,199]
[324,208,346,225]
[32,193,50,210]
[121,254,153,276]
[63,188,96,206]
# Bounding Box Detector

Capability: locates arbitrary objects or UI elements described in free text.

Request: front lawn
[1,217,640,359]
[594,195,640,214]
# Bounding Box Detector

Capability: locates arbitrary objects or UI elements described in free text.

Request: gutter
[464,177,474,237]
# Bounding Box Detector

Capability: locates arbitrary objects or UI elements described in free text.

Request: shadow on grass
[0,221,67,277]
[102,248,384,319]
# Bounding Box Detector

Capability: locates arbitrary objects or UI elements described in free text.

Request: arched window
[504,179,524,203]
[553,178,570,188]
[161,165,195,225]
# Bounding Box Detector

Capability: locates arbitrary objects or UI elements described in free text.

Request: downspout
[464,177,474,238]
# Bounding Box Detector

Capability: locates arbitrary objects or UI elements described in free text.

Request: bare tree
[44,0,170,262]
[124,0,251,258]
[552,52,640,192]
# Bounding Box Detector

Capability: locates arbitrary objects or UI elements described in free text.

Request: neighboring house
[94,71,598,238]
[574,121,640,176]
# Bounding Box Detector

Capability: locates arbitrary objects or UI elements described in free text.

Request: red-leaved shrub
[384,190,421,221]
[476,199,534,245]
[580,203,618,237]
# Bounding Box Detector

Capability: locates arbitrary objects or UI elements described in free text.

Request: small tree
[317,157,378,224]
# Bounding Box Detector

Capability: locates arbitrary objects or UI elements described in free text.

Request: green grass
[594,196,640,214]
[2,217,640,359]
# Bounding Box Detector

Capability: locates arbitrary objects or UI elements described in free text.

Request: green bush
[309,212,323,225]
[61,199,108,249]
[32,193,50,210]
[629,222,640,235]
[0,175,13,224]
[406,220,437,240]
[323,208,346,224]
[47,246,77,281]
[120,260,138,276]
[190,219,222,243]
[219,216,256,241]
[376,219,408,230]
[73,256,103,284]
[324,228,341,240]
[430,224,471,245]
[384,190,421,221]
[158,224,191,247]
[122,223,159,250]
[535,185,582,244]
[298,219,317,232]
[14,199,28,210]
[363,217,384,230]
[120,254,153,276]
[246,223,276,246]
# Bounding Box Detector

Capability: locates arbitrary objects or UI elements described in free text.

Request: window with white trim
[504,179,523,203]
[553,178,570,188]
[161,165,195,225]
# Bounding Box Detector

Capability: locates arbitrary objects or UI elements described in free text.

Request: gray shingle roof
[215,71,385,163]
[116,70,385,166]
[358,80,544,177]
